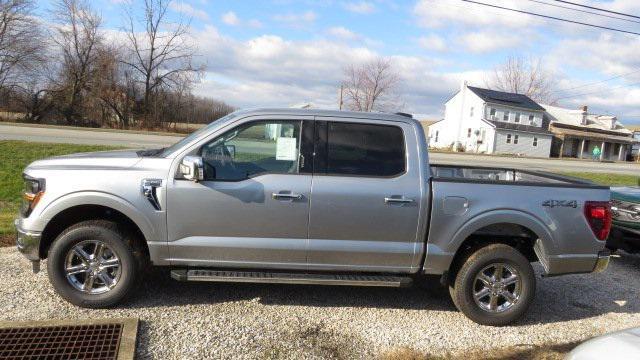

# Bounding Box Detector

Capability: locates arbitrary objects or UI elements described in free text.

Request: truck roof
[233,107,418,124]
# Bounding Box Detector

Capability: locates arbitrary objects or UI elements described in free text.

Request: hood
[611,187,640,203]
[26,150,143,171]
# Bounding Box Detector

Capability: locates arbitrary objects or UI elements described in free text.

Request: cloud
[221,11,240,26]
[189,25,456,116]
[168,2,209,21]
[273,11,317,28]
[343,1,376,14]
[551,33,640,78]
[545,32,640,117]
[221,11,262,28]
[326,26,360,41]
[456,31,520,53]
[418,34,446,52]
[413,0,534,29]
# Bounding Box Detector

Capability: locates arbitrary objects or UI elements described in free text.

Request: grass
[0,141,119,246]
[558,172,640,187]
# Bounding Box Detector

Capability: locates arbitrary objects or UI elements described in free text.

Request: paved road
[2,123,639,175]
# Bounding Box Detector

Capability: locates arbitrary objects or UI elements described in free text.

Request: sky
[36,0,640,125]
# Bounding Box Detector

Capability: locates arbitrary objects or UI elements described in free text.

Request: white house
[428,82,553,157]
[543,104,637,161]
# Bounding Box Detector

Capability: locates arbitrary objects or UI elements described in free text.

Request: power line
[556,81,640,100]
[527,0,640,25]
[551,68,640,94]
[459,0,640,36]
[553,0,640,20]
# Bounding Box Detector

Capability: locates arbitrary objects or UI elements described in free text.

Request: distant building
[543,104,636,161]
[632,130,640,159]
[428,82,553,157]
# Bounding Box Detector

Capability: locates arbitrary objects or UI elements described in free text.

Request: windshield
[159,113,237,157]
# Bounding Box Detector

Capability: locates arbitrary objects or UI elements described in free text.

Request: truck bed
[423,164,610,276]
[430,164,607,189]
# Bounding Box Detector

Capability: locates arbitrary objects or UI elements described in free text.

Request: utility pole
[338,84,344,110]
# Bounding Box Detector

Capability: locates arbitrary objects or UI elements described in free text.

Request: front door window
[200,121,301,181]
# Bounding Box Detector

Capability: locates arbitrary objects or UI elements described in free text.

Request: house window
[529,114,534,122]
[489,108,496,119]
[503,111,510,121]
[515,113,521,123]
[533,137,538,147]
[514,134,519,144]
[435,131,439,142]
[467,128,472,138]
[506,134,512,144]
[470,107,474,117]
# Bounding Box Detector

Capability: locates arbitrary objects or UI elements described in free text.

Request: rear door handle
[272,193,303,200]
[384,197,414,204]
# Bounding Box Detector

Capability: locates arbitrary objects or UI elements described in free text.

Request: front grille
[0,323,123,360]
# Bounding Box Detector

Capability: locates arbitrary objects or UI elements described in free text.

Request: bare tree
[12,65,56,123]
[487,55,558,104]
[0,0,45,96]
[121,0,202,128]
[52,0,102,125]
[341,57,401,112]
[92,45,138,129]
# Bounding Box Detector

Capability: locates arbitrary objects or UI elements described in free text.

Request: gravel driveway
[1,247,639,359]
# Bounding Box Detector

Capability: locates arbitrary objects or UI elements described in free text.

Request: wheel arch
[425,209,556,276]
[37,192,155,259]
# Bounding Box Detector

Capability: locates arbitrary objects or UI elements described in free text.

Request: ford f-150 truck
[15,108,612,325]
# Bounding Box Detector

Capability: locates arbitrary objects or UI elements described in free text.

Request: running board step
[170,269,412,287]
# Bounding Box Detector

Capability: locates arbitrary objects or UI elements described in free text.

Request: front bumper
[15,219,41,261]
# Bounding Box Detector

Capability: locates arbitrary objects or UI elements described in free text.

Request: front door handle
[272,193,303,200]
[384,197,414,204]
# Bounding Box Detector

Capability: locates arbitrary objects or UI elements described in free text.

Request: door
[307,120,422,272]
[166,119,313,270]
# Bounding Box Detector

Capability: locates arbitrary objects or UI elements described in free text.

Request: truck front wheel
[449,243,536,326]
[46,220,142,308]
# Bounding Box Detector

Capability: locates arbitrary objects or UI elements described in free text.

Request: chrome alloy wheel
[473,263,521,313]
[64,240,121,295]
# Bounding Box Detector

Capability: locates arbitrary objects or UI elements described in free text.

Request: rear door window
[325,122,405,177]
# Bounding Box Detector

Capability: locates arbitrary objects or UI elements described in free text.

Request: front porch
[551,127,636,161]
[559,138,630,161]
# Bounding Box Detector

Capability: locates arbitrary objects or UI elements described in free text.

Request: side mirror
[179,155,204,182]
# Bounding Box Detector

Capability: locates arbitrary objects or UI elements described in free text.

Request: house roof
[542,104,632,135]
[467,86,545,111]
[550,126,638,144]
[483,119,553,135]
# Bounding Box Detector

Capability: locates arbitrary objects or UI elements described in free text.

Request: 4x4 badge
[542,200,577,208]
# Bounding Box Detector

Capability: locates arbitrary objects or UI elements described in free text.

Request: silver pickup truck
[15,108,611,325]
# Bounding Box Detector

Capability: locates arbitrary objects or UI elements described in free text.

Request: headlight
[611,199,640,223]
[20,175,45,217]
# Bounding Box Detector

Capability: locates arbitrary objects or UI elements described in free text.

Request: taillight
[584,201,612,241]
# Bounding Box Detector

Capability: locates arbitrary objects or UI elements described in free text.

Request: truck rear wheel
[449,243,536,326]
[46,220,141,308]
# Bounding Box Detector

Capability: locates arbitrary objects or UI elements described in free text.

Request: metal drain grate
[0,319,137,360]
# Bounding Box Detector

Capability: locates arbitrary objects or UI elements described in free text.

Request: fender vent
[0,318,138,360]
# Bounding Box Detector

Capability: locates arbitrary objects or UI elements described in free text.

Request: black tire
[449,243,536,326]
[47,220,142,308]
